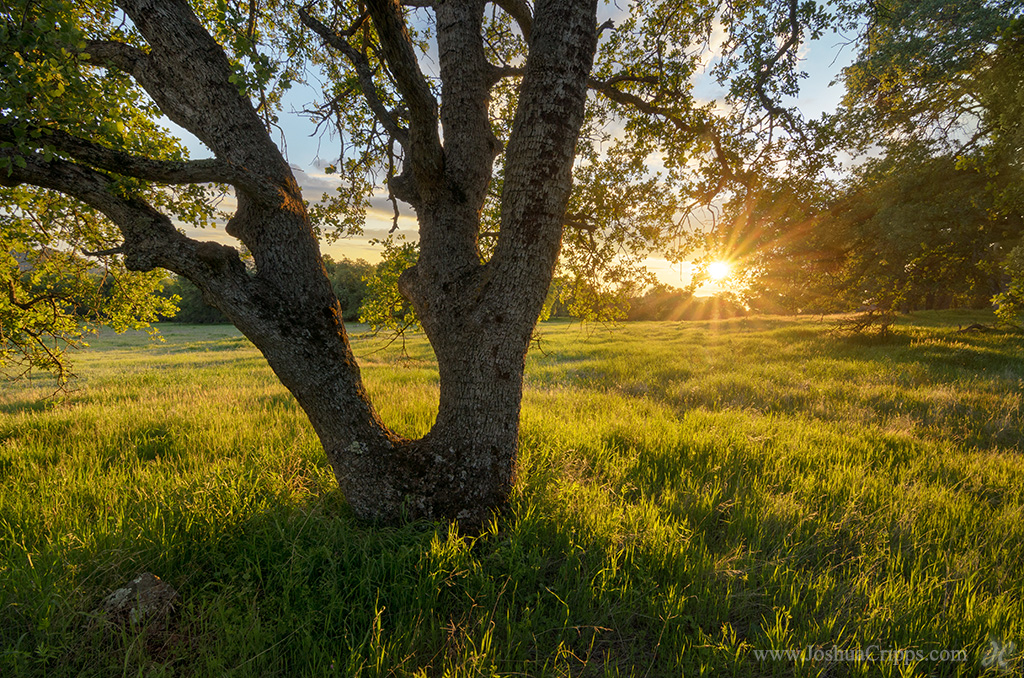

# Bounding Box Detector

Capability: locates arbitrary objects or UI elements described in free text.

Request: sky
[171,5,859,296]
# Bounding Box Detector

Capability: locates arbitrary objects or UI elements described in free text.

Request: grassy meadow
[1,312,1023,677]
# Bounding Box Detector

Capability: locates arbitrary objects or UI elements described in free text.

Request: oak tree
[1,0,810,523]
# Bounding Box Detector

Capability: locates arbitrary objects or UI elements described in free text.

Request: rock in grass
[101,573,178,632]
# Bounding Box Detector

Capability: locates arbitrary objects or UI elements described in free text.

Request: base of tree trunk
[325,436,515,526]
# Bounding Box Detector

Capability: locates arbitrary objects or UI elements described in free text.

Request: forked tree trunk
[175,0,601,525]
[232,240,540,524]
[328,322,532,525]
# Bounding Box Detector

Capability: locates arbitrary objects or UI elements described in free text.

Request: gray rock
[101,572,178,631]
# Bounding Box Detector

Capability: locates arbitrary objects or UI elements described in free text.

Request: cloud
[292,166,344,193]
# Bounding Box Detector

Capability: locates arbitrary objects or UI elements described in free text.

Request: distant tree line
[624,285,747,321]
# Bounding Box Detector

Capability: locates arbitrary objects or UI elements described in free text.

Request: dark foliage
[158,276,228,324]
[322,255,374,323]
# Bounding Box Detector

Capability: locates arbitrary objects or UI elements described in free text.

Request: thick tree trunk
[228,0,599,525]
[327,327,529,526]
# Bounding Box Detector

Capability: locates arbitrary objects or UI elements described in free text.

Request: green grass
[1,312,1022,677]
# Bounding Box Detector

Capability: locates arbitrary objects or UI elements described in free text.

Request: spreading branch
[0,145,239,279]
[6,283,65,313]
[0,122,280,202]
[487,63,523,83]
[587,76,690,129]
[751,0,803,129]
[488,64,747,202]
[588,75,747,192]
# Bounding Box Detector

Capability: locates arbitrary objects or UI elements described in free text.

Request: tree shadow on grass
[0,397,53,416]
[2,429,1002,678]
[139,337,253,356]
[830,326,1023,372]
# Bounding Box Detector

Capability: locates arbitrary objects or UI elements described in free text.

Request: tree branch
[587,76,688,128]
[751,0,803,127]
[81,245,126,257]
[0,146,241,278]
[102,1,292,184]
[6,283,66,312]
[491,0,533,41]
[763,0,801,77]
[601,74,659,87]
[83,39,150,74]
[563,213,599,232]
[299,7,410,149]
[488,63,524,83]
[363,0,443,194]
[587,76,749,192]
[0,122,281,202]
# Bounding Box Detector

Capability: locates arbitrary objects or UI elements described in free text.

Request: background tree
[721,147,1019,314]
[830,0,1019,154]
[993,245,1024,325]
[704,0,1023,315]
[830,149,1015,311]
[624,283,746,320]
[357,235,418,335]
[823,0,1023,310]
[707,174,844,315]
[985,21,1024,326]
[321,253,373,322]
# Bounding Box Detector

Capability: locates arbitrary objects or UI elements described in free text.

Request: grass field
[1,312,1022,677]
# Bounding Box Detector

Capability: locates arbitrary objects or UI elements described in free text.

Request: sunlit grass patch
[1,311,1022,676]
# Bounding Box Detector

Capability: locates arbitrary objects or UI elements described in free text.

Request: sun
[707,260,732,282]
